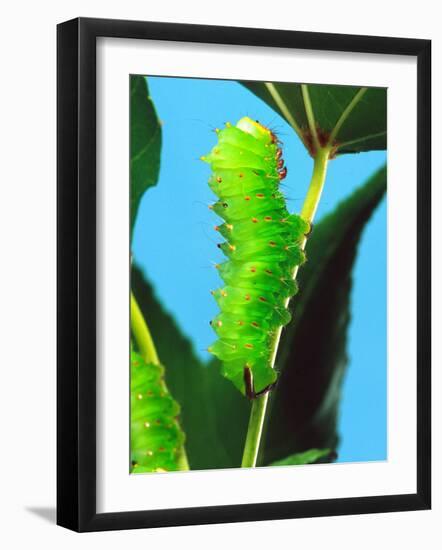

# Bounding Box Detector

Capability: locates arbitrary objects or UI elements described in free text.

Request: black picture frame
[57,17,431,532]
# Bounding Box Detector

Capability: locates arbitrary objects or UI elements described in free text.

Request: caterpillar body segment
[130,350,185,472]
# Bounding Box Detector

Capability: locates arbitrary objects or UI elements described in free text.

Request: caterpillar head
[236,117,273,142]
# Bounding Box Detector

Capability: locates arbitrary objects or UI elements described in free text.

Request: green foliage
[241,82,386,155]
[130,76,162,237]
[130,349,185,473]
[270,448,332,467]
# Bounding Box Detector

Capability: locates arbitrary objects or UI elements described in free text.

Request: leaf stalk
[131,291,160,365]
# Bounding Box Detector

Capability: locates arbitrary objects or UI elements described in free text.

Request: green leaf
[131,264,250,470]
[270,448,333,467]
[260,165,387,465]
[241,82,386,156]
[130,76,162,237]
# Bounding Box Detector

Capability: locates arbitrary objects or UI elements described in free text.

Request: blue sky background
[132,76,387,464]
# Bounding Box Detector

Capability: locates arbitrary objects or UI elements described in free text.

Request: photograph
[129,74,387,474]
[0,1,433,542]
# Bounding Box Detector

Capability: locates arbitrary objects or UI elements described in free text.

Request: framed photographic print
[57,17,431,532]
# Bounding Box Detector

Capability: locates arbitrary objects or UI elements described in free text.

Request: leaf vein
[131,123,161,165]
[329,87,368,145]
[264,83,308,149]
[301,84,320,152]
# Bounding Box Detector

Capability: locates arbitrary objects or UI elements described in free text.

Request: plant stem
[176,447,190,471]
[130,291,160,365]
[301,147,331,222]
[130,291,190,471]
[241,393,268,468]
[240,146,331,468]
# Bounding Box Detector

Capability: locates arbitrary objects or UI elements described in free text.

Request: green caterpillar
[130,349,185,473]
[202,117,309,398]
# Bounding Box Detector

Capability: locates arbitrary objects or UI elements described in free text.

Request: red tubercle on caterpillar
[269,131,280,145]
[278,166,288,180]
[269,132,287,179]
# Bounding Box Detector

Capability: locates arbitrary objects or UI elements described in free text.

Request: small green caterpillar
[130,349,185,472]
[202,117,309,398]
